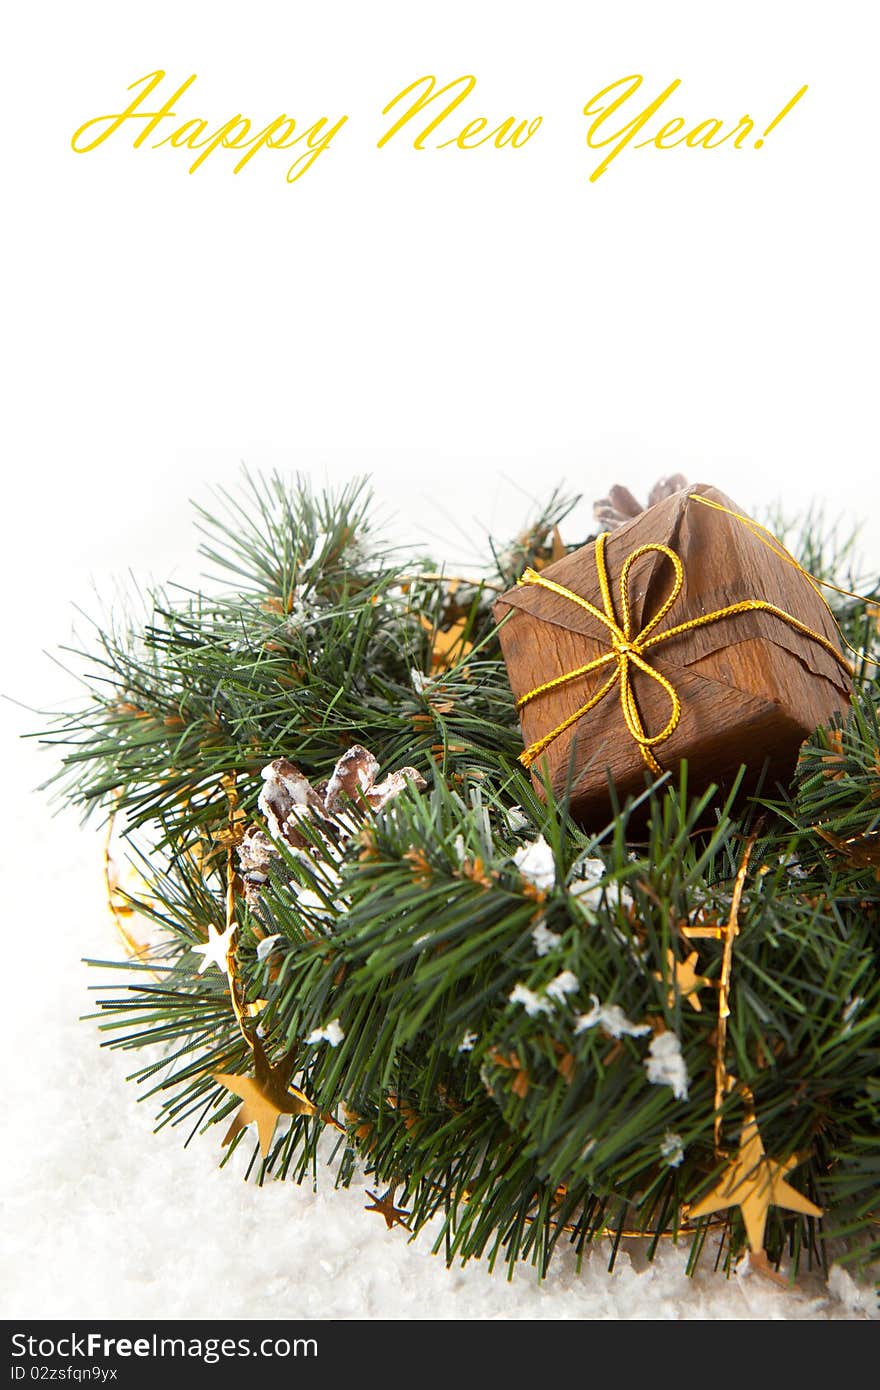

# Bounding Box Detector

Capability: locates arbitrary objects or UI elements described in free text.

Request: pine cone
[237,825,277,905]
[593,474,688,530]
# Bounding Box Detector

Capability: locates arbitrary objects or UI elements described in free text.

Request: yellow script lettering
[379,74,541,151]
[72,71,198,152]
[583,74,681,181]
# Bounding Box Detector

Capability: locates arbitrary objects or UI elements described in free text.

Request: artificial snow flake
[574,995,651,1039]
[256,933,284,962]
[453,834,467,865]
[509,982,553,1017]
[458,1030,478,1053]
[506,805,529,832]
[410,667,431,695]
[842,996,864,1032]
[660,1131,685,1167]
[531,918,562,957]
[301,532,326,574]
[546,970,579,1005]
[569,857,633,912]
[293,886,335,918]
[306,1018,345,1047]
[570,856,604,898]
[285,590,316,633]
[569,880,602,911]
[644,1032,689,1101]
[782,853,809,881]
[513,835,556,892]
[607,882,634,910]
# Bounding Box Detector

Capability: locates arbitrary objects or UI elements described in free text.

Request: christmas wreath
[42,471,880,1285]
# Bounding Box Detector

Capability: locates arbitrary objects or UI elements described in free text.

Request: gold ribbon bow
[516,529,851,774]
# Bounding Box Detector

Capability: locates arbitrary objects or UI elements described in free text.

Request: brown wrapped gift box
[494,484,852,826]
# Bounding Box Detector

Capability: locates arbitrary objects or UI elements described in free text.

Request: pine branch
[41,471,880,1280]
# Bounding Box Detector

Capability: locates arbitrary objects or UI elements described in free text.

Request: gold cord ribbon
[517,527,852,773]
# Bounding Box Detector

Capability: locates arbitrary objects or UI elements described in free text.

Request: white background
[2,0,878,1321]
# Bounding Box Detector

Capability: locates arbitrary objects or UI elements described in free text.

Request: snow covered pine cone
[237,746,427,903]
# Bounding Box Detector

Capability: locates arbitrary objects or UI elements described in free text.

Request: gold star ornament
[656,947,712,1012]
[419,613,473,674]
[686,1111,823,1254]
[364,1188,411,1230]
[213,1037,318,1159]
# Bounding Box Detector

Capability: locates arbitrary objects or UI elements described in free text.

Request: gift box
[494,484,852,826]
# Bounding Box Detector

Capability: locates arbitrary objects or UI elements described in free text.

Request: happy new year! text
[69,70,809,184]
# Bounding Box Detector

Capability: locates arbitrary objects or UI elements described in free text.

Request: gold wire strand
[397,571,506,593]
[687,493,880,668]
[103,811,164,984]
[518,669,621,768]
[220,774,254,1052]
[453,1183,728,1240]
[713,833,756,1156]
[641,598,851,668]
[516,650,618,706]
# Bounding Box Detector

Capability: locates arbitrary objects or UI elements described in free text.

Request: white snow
[570,857,635,912]
[546,970,580,1004]
[660,1132,686,1168]
[644,1032,690,1101]
[509,982,553,1017]
[306,1018,345,1047]
[513,835,556,892]
[575,996,652,1040]
[256,934,284,962]
[531,919,562,957]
